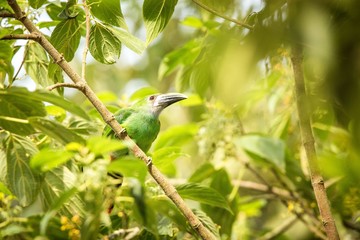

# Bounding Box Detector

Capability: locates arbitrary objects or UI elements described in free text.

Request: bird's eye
[149,95,155,101]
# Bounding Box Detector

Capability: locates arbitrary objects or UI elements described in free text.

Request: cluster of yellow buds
[60,215,81,240]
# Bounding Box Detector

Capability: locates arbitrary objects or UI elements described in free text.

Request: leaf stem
[81,0,91,80]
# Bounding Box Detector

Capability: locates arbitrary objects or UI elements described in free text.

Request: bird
[103,93,187,213]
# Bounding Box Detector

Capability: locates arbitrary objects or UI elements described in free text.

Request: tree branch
[192,0,254,30]
[0,33,40,40]
[6,0,215,239]
[0,10,15,18]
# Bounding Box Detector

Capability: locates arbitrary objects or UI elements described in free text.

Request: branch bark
[6,0,216,239]
[290,42,340,240]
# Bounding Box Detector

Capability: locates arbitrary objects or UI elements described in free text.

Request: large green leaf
[89,0,127,29]
[192,209,221,239]
[152,147,185,176]
[2,87,90,120]
[143,0,178,45]
[0,88,46,135]
[48,63,64,95]
[28,117,85,145]
[50,18,81,61]
[30,148,75,172]
[107,25,145,54]
[0,42,13,62]
[24,41,50,87]
[89,23,122,64]
[176,183,232,213]
[5,134,41,206]
[235,135,286,171]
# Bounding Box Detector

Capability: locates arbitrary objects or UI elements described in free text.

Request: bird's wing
[103,108,137,138]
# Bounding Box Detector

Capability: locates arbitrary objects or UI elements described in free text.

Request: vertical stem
[81,0,91,80]
[291,44,340,240]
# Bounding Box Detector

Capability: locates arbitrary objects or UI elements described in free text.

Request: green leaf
[188,163,215,183]
[0,88,46,135]
[50,18,81,61]
[48,63,64,95]
[152,147,184,165]
[158,39,202,80]
[0,181,12,195]
[143,0,178,45]
[107,157,147,182]
[30,148,75,172]
[28,117,85,145]
[107,25,145,54]
[192,209,221,239]
[89,0,128,29]
[5,134,41,206]
[0,42,13,62]
[29,0,47,9]
[58,0,79,19]
[1,87,89,120]
[154,124,198,150]
[46,3,66,20]
[89,23,122,64]
[24,41,50,87]
[176,183,232,213]
[0,58,14,85]
[152,147,185,175]
[235,135,286,171]
[87,136,126,155]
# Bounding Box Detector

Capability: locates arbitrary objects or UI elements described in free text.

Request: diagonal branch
[192,0,254,30]
[6,0,215,239]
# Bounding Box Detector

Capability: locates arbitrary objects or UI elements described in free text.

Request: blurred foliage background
[1,0,360,239]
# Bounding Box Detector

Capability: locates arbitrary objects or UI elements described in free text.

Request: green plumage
[103,93,187,154]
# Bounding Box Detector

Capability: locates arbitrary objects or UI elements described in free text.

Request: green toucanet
[103,93,187,212]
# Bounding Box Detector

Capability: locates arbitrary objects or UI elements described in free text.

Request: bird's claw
[146,157,152,166]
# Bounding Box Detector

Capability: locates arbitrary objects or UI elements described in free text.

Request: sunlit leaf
[176,183,232,213]
[30,148,75,172]
[89,0,128,29]
[50,18,81,61]
[89,23,122,64]
[152,147,186,175]
[143,0,178,45]
[5,134,41,206]
[24,41,50,87]
[107,25,145,54]
[235,135,286,171]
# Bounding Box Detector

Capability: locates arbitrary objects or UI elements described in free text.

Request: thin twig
[192,0,254,30]
[81,0,91,80]
[0,10,15,18]
[12,46,27,83]
[47,82,86,91]
[259,215,297,240]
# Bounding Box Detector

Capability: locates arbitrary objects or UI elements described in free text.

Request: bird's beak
[154,93,188,108]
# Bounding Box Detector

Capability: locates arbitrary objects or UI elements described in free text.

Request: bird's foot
[146,157,152,166]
